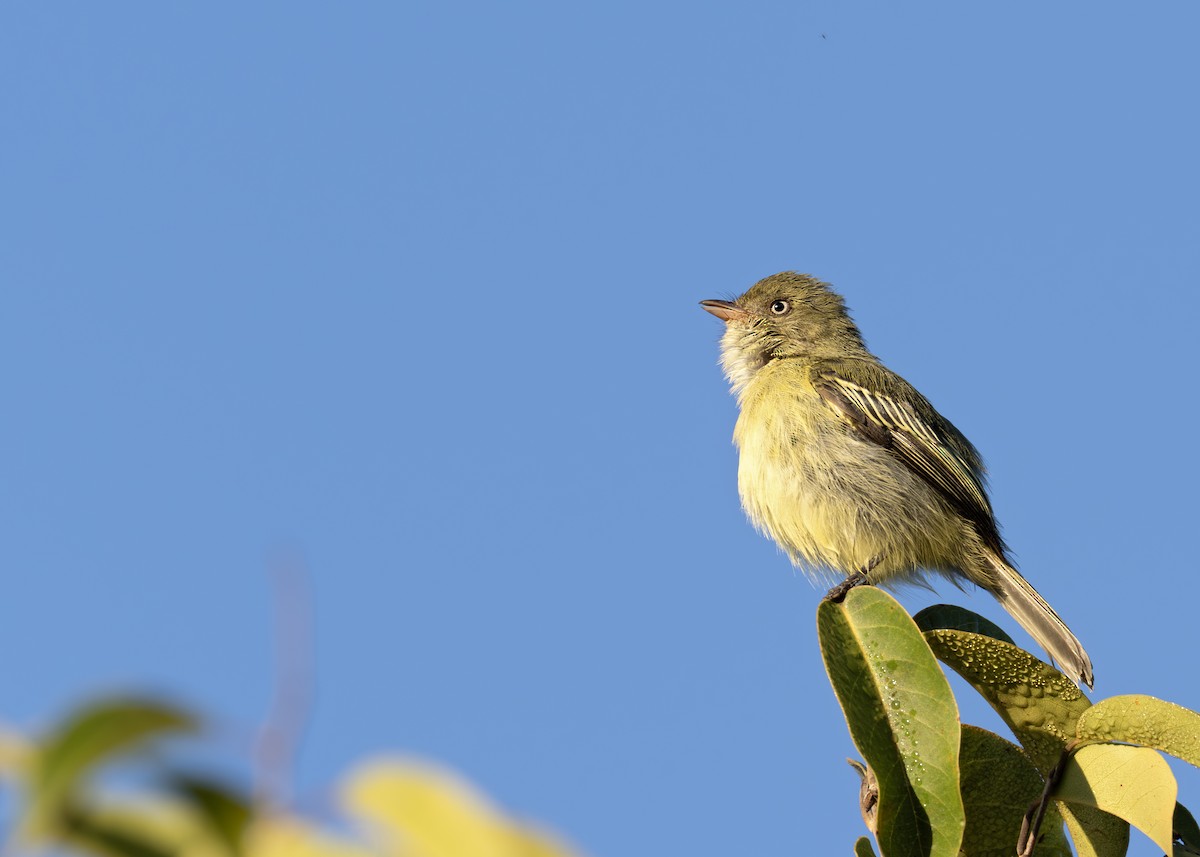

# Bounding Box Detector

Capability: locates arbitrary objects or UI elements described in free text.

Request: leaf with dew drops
[819,587,964,857]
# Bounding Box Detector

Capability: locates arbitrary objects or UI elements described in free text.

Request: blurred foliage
[12,587,1200,857]
[821,587,1200,857]
[0,697,580,857]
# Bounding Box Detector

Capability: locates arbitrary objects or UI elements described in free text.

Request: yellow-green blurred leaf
[73,792,237,854]
[957,725,1070,857]
[1054,743,1176,855]
[923,629,1089,775]
[245,816,375,857]
[343,759,578,857]
[818,587,964,857]
[62,807,177,857]
[912,605,1015,645]
[0,726,32,778]
[166,774,251,856]
[26,697,196,838]
[503,826,581,857]
[58,797,232,857]
[1076,695,1200,768]
[346,760,504,856]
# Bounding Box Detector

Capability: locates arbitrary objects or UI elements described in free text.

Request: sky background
[3,3,1199,855]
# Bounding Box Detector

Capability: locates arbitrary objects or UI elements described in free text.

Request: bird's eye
[770,299,790,315]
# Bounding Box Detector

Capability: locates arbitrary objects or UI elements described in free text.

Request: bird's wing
[812,359,1000,549]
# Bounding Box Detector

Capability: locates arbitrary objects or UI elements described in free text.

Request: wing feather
[813,363,999,548]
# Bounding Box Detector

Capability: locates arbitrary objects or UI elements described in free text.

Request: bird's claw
[824,571,872,603]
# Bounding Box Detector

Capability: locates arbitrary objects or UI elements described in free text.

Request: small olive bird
[702,272,1093,688]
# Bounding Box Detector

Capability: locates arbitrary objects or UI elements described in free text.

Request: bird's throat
[718,324,776,399]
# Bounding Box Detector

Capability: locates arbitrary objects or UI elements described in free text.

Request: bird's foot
[824,571,872,603]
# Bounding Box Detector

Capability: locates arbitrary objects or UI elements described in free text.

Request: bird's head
[701,271,870,394]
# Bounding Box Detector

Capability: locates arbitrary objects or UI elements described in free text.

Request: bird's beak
[700,299,748,323]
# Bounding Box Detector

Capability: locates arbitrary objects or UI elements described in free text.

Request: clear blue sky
[3,3,1199,855]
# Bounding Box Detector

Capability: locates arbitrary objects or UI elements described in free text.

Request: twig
[1017,743,1076,857]
[253,558,315,808]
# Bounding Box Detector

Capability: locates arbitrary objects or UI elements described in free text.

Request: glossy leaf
[923,628,1132,855]
[912,605,1015,645]
[1054,743,1176,855]
[1076,695,1200,768]
[818,587,964,857]
[923,629,1088,775]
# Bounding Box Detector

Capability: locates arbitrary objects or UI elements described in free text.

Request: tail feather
[984,552,1094,688]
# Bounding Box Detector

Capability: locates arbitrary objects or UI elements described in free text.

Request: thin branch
[253,558,315,808]
[1017,742,1076,857]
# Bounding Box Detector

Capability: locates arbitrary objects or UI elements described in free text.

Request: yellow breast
[732,360,957,580]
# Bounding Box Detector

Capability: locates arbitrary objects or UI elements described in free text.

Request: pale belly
[733,387,963,582]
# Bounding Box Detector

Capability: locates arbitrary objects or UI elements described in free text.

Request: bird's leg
[823,572,869,602]
[823,556,883,603]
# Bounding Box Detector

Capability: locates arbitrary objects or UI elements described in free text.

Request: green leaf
[912,605,1015,645]
[855,836,878,857]
[1076,695,1200,768]
[922,629,1089,775]
[957,725,1070,857]
[1058,804,1130,857]
[1175,802,1200,853]
[818,587,964,857]
[165,774,251,856]
[922,630,1130,855]
[1054,743,1176,855]
[26,697,196,838]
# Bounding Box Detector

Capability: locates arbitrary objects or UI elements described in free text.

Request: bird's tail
[983,551,1094,688]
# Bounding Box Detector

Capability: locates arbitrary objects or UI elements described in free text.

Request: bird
[701,271,1093,687]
